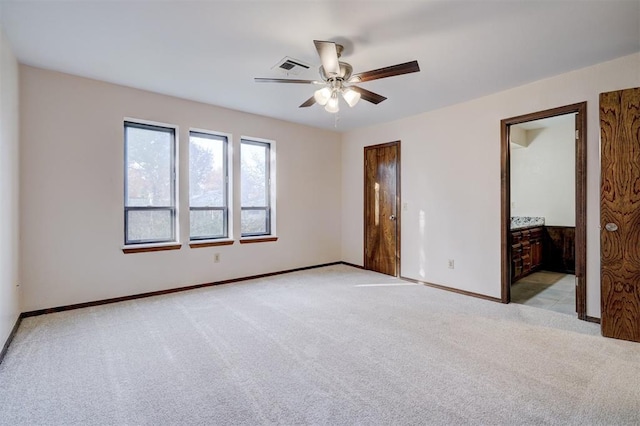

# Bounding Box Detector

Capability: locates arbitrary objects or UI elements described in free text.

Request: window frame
[188,130,230,241]
[240,138,273,238]
[124,120,178,246]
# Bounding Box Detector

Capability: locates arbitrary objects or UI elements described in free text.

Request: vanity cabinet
[511,226,543,281]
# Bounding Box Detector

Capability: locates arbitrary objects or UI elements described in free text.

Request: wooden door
[600,87,640,342]
[364,142,399,276]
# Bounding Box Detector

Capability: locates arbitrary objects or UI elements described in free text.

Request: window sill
[239,236,278,244]
[122,243,182,254]
[189,239,235,248]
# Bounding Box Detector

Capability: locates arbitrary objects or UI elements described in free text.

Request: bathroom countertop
[511,216,545,230]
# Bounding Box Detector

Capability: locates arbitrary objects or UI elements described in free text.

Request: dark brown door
[364,142,399,276]
[600,87,640,342]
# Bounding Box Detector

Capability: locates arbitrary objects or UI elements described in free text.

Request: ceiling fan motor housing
[319,62,353,82]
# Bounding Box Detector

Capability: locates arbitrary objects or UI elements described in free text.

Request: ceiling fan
[255,40,420,113]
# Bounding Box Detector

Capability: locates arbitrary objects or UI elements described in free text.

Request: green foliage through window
[241,140,271,236]
[124,121,274,245]
[124,122,176,244]
[189,132,228,240]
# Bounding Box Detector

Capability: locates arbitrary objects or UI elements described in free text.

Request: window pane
[127,210,173,242]
[190,133,225,208]
[126,125,172,207]
[241,209,268,235]
[190,209,225,239]
[241,142,267,206]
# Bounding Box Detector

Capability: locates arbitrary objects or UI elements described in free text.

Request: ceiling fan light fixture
[342,87,361,107]
[313,87,332,106]
[325,92,340,113]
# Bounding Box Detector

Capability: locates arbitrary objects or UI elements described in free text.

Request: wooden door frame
[500,102,587,320]
[364,141,401,277]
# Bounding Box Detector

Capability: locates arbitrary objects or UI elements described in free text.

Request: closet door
[364,142,399,276]
[600,87,640,342]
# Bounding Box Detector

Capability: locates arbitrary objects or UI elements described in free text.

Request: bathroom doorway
[500,103,587,320]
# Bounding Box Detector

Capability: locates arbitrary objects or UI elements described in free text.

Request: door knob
[390,215,396,221]
[605,223,618,232]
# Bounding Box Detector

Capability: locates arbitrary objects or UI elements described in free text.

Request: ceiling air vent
[272,57,311,76]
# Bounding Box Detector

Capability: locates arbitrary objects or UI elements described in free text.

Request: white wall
[342,53,640,318]
[20,66,342,311]
[511,116,575,226]
[0,27,21,344]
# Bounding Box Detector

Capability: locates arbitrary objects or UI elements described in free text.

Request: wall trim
[239,237,278,244]
[122,243,182,254]
[342,262,365,269]
[0,263,607,362]
[0,315,23,365]
[21,261,344,317]
[400,275,503,303]
[189,240,234,248]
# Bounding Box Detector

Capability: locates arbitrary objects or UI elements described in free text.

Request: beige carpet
[1,265,638,425]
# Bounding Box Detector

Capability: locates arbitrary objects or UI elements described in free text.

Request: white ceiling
[1,1,638,132]
[513,113,575,131]
[510,112,574,148]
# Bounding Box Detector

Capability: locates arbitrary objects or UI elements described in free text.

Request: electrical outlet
[448,259,455,269]
[214,253,220,263]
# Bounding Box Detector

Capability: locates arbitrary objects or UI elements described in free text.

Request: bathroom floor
[511,270,576,316]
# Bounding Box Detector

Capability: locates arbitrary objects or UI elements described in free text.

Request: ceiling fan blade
[351,86,387,104]
[349,60,420,83]
[313,40,341,77]
[254,78,321,84]
[299,96,316,108]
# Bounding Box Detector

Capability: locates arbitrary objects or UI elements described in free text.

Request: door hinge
[575,130,579,140]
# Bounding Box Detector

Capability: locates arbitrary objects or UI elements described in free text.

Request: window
[240,139,272,236]
[189,131,228,240]
[124,121,176,245]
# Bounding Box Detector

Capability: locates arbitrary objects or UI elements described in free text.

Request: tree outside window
[189,132,228,240]
[241,140,271,236]
[124,122,176,244]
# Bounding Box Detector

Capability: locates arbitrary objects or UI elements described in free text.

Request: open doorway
[500,103,587,320]
[509,115,576,314]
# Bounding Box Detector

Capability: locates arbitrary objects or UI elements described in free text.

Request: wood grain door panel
[600,87,640,342]
[364,142,399,276]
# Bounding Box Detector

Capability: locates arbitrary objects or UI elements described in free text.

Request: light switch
[403,202,408,211]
